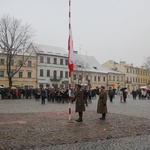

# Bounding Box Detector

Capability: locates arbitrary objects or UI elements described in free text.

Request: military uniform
[75,85,85,122]
[97,86,107,120]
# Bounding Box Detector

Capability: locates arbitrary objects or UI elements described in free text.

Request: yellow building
[137,66,150,87]
[0,52,36,88]
[107,71,125,90]
[102,60,138,91]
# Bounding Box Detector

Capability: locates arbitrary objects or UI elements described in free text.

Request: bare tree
[0,15,34,87]
[144,56,150,70]
[74,59,89,84]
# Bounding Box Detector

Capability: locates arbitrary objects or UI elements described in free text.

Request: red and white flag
[68,28,74,72]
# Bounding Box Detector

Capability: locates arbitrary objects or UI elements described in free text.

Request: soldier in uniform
[74,84,85,122]
[97,86,107,120]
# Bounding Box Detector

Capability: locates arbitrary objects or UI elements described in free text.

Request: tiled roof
[32,43,68,57]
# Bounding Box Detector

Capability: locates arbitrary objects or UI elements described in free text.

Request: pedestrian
[41,87,47,104]
[108,87,114,102]
[75,84,85,122]
[123,89,127,102]
[83,87,88,106]
[97,86,107,120]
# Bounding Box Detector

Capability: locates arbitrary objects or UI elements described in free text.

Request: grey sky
[0,0,150,67]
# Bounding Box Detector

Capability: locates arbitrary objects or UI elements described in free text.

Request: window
[127,77,129,82]
[54,58,57,64]
[94,76,96,81]
[65,59,68,65]
[28,72,32,78]
[19,72,23,78]
[40,69,43,77]
[0,71,4,77]
[103,77,105,82]
[117,76,119,81]
[138,78,140,83]
[113,76,115,81]
[47,57,50,64]
[40,56,44,63]
[54,70,57,79]
[60,59,63,65]
[86,75,88,81]
[73,74,76,80]
[79,75,82,80]
[47,70,50,77]
[18,60,23,66]
[0,59,5,65]
[60,71,63,78]
[98,76,100,81]
[121,76,123,82]
[127,68,129,73]
[28,61,32,67]
[109,75,111,81]
[65,71,68,78]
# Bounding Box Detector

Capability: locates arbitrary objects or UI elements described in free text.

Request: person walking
[75,84,85,122]
[97,86,107,120]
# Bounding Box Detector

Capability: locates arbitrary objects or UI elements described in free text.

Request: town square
[0,0,150,150]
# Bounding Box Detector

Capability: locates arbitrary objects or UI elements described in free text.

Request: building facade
[27,43,69,88]
[0,52,36,88]
[102,60,150,91]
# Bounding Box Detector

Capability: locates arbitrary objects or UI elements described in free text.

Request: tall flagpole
[68,0,72,121]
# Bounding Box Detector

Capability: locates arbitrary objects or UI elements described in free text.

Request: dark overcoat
[75,89,85,112]
[97,90,107,114]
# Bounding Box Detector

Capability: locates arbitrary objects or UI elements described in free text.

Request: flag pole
[68,0,73,122]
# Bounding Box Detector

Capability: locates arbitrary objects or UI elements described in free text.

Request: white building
[27,43,69,88]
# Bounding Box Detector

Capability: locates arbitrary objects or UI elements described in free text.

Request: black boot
[100,113,106,120]
[76,112,83,122]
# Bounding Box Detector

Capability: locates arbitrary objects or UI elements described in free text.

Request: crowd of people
[1,85,149,122]
[0,86,97,104]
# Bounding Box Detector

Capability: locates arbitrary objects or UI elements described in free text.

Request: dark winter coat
[97,90,107,114]
[75,89,85,112]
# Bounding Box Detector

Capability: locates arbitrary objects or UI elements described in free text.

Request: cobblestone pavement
[0,96,150,150]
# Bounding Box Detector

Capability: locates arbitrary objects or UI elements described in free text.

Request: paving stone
[0,96,150,149]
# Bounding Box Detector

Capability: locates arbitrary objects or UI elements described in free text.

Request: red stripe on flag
[68,28,74,73]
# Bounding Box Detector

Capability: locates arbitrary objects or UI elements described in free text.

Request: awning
[140,86,149,90]
[38,80,49,84]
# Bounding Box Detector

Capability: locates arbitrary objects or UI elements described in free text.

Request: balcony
[50,76,62,81]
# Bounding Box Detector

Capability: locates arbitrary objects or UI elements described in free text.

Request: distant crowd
[0,87,98,104]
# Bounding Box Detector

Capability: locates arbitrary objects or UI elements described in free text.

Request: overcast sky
[0,0,150,67]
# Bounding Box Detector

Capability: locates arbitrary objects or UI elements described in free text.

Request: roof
[31,43,68,57]
[28,43,124,75]
[74,54,124,74]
